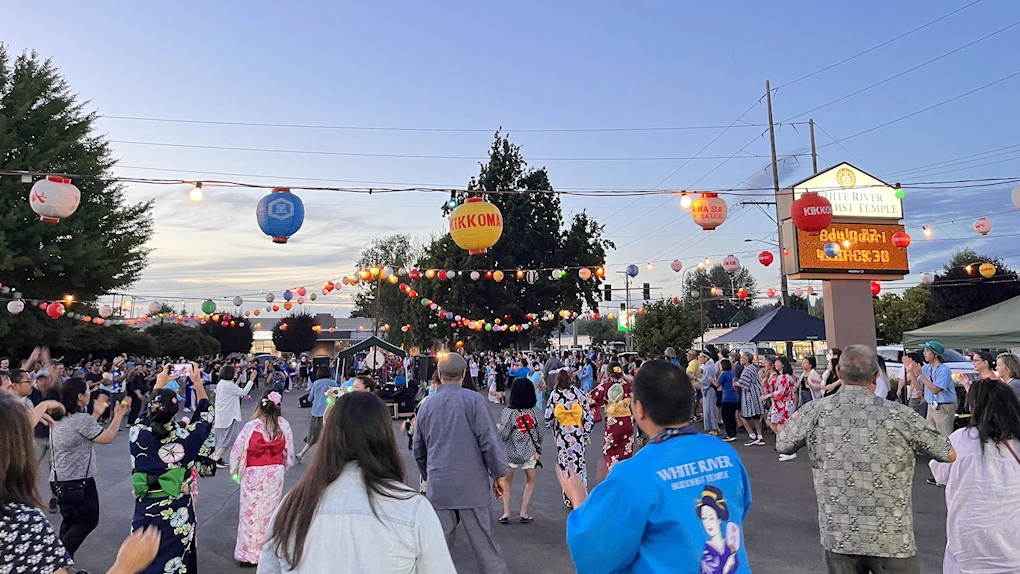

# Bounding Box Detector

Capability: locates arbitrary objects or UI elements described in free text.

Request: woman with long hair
[545,369,594,508]
[130,363,216,574]
[797,356,822,406]
[820,348,843,396]
[259,391,454,573]
[49,376,129,557]
[590,362,636,470]
[930,380,1020,573]
[230,389,295,566]
[761,356,797,461]
[995,353,1020,399]
[498,378,544,524]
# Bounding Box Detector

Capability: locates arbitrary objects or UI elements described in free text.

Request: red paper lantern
[324,281,334,292]
[871,281,881,296]
[485,270,494,280]
[272,304,280,312]
[221,321,229,327]
[408,290,418,299]
[790,192,833,235]
[891,231,911,248]
[46,302,65,319]
[758,251,774,266]
[438,270,448,281]
[408,269,421,280]
[297,287,307,296]
[738,288,749,300]
[767,288,777,298]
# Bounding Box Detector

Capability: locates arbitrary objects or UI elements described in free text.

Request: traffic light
[643,283,650,300]
[604,284,612,301]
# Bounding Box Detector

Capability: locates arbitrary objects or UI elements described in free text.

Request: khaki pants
[926,402,956,436]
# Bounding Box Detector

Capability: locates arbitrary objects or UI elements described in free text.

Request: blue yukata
[566,425,752,574]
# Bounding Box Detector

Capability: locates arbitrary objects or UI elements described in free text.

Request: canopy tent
[903,295,1020,349]
[706,306,825,344]
[335,335,406,359]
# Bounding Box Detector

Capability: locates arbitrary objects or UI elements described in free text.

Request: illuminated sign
[797,224,909,275]
[792,163,902,220]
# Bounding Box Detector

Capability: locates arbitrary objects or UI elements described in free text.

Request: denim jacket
[258,463,456,574]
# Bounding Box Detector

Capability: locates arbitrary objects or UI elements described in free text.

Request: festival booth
[903,294,1020,349]
[706,306,826,359]
[333,336,413,418]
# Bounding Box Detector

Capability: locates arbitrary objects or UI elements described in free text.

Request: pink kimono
[230,418,295,564]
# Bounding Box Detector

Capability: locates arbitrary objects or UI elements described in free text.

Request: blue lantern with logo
[256,187,304,244]
[626,264,640,278]
[823,242,841,258]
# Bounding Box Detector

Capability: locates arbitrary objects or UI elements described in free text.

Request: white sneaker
[778,453,797,462]
[722,436,737,442]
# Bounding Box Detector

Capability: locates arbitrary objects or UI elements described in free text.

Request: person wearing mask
[898,352,927,417]
[761,356,797,460]
[733,353,765,446]
[995,352,1020,398]
[718,359,740,442]
[798,356,823,405]
[546,370,594,507]
[413,353,510,574]
[497,378,544,524]
[912,341,958,439]
[212,364,255,468]
[590,363,636,472]
[259,391,454,573]
[777,345,954,574]
[129,363,215,574]
[928,379,1020,573]
[230,390,295,566]
[298,366,336,462]
[560,360,753,574]
[698,351,720,435]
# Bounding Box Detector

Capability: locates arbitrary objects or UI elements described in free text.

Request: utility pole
[809,118,818,174]
[765,80,790,308]
[373,273,382,337]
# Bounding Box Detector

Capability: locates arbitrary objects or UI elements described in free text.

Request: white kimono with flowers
[229,418,295,563]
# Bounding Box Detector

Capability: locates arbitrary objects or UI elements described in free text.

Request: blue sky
[3,0,1019,316]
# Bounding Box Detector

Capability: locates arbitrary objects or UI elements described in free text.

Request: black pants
[823,550,919,574]
[721,401,740,438]
[52,477,100,557]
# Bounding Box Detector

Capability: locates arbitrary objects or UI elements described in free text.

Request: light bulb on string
[922,226,932,238]
[679,192,692,209]
[704,257,711,266]
[189,182,204,203]
[646,262,654,271]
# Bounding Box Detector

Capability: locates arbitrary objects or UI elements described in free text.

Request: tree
[407,132,614,350]
[874,287,931,345]
[272,312,319,354]
[632,301,703,355]
[578,318,624,345]
[925,248,1020,325]
[0,47,154,349]
[145,324,219,359]
[199,321,254,356]
[350,234,426,347]
[683,264,758,325]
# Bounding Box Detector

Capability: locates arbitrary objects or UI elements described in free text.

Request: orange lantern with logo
[690,193,728,231]
[450,197,504,255]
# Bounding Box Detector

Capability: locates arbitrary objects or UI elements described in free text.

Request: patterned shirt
[776,383,952,558]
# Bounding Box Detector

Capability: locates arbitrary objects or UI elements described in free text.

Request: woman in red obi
[589,362,635,471]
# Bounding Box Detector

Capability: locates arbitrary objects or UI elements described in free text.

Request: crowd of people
[1,339,1019,574]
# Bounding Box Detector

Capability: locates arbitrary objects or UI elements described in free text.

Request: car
[880,344,979,389]
[736,344,776,363]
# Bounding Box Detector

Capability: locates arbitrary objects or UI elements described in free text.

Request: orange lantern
[449,197,504,255]
[690,193,728,231]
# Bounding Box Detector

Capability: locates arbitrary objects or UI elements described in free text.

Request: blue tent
[706,306,825,344]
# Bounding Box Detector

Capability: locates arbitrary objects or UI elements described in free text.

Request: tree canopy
[145,323,220,359]
[272,312,319,354]
[632,301,703,355]
[199,321,254,356]
[874,287,930,345]
[683,264,758,326]
[925,248,1020,324]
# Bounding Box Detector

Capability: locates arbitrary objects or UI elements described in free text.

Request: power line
[881,143,1020,179]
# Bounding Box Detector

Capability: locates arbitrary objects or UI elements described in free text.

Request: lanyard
[651,425,700,444]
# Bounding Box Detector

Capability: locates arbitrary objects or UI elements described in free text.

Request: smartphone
[171,363,193,378]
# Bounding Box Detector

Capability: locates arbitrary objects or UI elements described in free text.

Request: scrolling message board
[796,224,909,276]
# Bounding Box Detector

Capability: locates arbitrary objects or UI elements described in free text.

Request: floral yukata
[764,374,797,426]
[230,418,295,564]
[590,378,635,470]
[129,399,216,574]
[545,386,594,503]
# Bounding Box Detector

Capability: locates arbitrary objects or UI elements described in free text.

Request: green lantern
[201,299,216,314]
[309,293,317,301]
[485,323,493,331]
[691,290,700,298]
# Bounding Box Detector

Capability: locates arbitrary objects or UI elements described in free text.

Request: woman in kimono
[130,363,216,574]
[230,389,295,566]
[545,370,593,509]
[589,363,635,471]
[761,356,798,461]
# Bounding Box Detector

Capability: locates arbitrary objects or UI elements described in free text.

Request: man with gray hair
[777,345,955,574]
[414,353,510,574]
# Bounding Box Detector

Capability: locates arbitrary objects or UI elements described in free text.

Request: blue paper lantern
[256,187,304,244]
[823,242,841,258]
[283,290,293,301]
[626,264,640,278]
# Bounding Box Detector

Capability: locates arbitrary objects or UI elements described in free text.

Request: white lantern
[470,271,481,281]
[98,304,113,318]
[526,270,538,284]
[1012,186,1020,211]
[974,217,993,236]
[29,175,81,223]
[447,270,457,279]
[670,260,683,272]
[921,272,935,285]
[233,296,243,307]
[721,255,740,273]
[148,301,162,314]
[7,300,25,315]
[578,267,592,281]
[794,287,804,298]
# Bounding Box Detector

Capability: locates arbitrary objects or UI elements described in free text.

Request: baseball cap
[922,341,946,360]
[438,353,467,379]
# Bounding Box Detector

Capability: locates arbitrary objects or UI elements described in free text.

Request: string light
[189,182,203,203]
[646,262,654,271]
[922,226,933,238]
[679,192,692,209]
[704,257,712,266]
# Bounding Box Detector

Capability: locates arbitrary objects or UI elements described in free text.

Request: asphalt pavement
[44,392,950,573]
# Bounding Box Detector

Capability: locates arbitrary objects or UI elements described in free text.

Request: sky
[3,0,1019,318]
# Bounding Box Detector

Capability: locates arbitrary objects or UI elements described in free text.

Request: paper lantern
[469,271,480,281]
[309,293,317,301]
[578,267,592,281]
[921,272,935,285]
[823,242,841,258]
[201,300,216,314]
[891,232,911,249]
[758,251,774,267]
[297,287,307,296]
[266,292,275,302]
[324,281,334,292]
[148,301,162,315]
[690,193,728,231]
[47,302,65,319]
[449,197,504,255]
[7,300,25,315]
[721,255,740,273]
[98,304,113,318]
[408,289,418,298]
[256,187,304,244]
[737,288,749,300]
[767,288,777,298]
[1012,186,1020,210]
[626,265,639,278]
[423,269,436,280]
[790,191,833,235]
[233,296,243,307]
[870,281,881,296]
[408,269,421,280]
[493,270,505,282]
[526,270,538,284]
[794,287,804,298]
[284,301,293,310]
[272,303,279,312]
[296,296,305,305]
[29,175,81,223]
[670,260,683,272]
[805,286,814,295]
[253,309,261,316]
[979,262,996,278]
[974,217,992,236]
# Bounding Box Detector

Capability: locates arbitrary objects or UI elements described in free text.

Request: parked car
[737,344,776,363]
[882,344,978,388]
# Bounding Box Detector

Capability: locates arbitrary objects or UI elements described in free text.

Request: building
[252,314,380,359]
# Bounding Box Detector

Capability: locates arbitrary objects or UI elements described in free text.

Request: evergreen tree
[925,248,1020,324]
[683,264,758,325]
[199,321,254,356]
[272,312,319,354]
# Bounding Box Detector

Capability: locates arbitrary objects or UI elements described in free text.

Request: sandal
[519,516,533,524]
[498,515,510,524]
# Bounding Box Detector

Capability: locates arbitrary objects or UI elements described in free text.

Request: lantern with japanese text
[7,300,25,315]
[974,217,992,236]
[790,191,833,235]
[29,175,81,223]
[256,187,305,244]
[578,267,592,281]
[891,232,911,249]
[721,255,740,273]
[449,197,503,255]
[758,251,774,267]
[690,193,728,231]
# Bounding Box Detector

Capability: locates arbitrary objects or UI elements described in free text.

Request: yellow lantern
[979,262,996,278]
[425,269,437,280]
[493,270,505,282]
[449,197,504,255]
[358,270,372,281]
